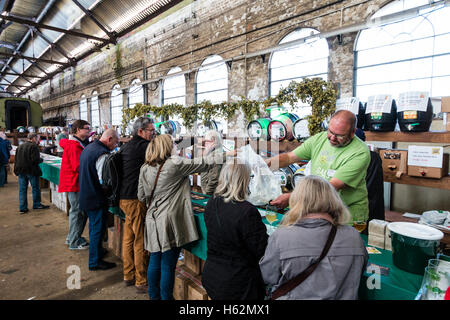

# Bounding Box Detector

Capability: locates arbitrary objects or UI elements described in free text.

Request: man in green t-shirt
[266,110,370,223]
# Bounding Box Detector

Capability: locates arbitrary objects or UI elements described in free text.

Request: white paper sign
[336,97,360,115]
[408,146,444,168]
[397,91,429,113]
[366,95,393,114]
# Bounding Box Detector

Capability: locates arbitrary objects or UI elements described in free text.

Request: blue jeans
[147,247,181,300]
[86,208,108,268]
[0,165,5,187]
[67,192,88,247]
[18,175,41,210]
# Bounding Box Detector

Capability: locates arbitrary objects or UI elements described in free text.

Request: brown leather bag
[270,223,337,300]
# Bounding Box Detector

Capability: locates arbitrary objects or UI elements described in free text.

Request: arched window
[163,67,186,134]
[128,78,144,108]
[90,91,100,128]
[269,28,329,117]
[163,67,186,105]
[196,55,228,104]
[79,95,88,121]
[355,0,450,102]
[196,55,228,134]
[110,84,123,126]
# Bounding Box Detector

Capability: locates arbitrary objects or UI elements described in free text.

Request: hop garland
[121,78,337,136]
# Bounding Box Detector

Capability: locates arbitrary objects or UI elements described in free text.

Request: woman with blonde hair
[138,134,233,300]
[201,160,268,300]
[259,175,368,300]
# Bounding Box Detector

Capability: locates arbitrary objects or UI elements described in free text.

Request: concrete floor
[0,173,148,300]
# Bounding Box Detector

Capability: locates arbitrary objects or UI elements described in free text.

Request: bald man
[266,110,370,223]
[79,129,120,271]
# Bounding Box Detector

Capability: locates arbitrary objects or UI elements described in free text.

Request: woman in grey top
[138,134,234,300]
[259,175,368,300]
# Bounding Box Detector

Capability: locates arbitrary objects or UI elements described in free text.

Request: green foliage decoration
[113,44,124,84]
[121,78,337,136]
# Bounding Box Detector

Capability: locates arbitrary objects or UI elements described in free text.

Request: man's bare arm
[265,151,303,170]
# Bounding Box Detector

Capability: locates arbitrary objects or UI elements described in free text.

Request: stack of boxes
[368,219,392,250]
[108,215,123,259]
[49,182,69,214]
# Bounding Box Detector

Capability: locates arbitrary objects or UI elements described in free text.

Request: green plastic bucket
[247,118,271,140]
[388,222,443,275]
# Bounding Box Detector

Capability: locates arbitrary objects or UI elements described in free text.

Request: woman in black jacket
[202,160,268,300]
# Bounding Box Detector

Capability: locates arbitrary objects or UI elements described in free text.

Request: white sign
[366,95,393,114]
[408,146,444,168]
[336,97,360,115]
[397,91,429,113]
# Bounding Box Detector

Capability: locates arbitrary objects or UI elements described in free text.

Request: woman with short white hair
[200,130,224,195]
[259,175,368,300]
[201,160,268,300]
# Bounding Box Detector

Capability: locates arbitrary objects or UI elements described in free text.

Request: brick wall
[28,0,388,128]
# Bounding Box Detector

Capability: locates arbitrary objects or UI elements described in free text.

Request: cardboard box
[379,149,408,177]
[442,97,450,113]
[444,112,450,132]
[368,234,385,249]
[408,153,449,179]
[368,219,389,237]
[113,215,124,260]
[183,249,202,275]
[107,227,114,251]
[385,227,392,251]
[50,182,68,214]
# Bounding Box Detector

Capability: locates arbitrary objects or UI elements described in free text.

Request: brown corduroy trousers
[120,199,149,286]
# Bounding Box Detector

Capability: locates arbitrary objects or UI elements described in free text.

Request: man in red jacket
[59,120,91,250]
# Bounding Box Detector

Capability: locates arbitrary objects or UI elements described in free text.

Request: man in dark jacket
[14,133,50,214]
[0,132,11,187]
[119,117,156,293]
[79,129,119,271]
[354,128,385,226]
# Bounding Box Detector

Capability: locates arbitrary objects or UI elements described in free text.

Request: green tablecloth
[39,160,62,185]
[360,234,423,300]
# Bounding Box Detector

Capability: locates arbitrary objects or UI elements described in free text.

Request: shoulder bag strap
[148,161,165,207]
[271,223,337,300]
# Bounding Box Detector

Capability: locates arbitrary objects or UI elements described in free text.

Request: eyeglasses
[81,127,91,131]
[144,128,156,133]
[327,129,347,140]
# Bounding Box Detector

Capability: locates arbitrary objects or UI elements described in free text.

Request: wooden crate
[173,272,189,300]
[113,215,124,260]
[187,281,208,300]
[175,265,210,300]
[183,249,202,275]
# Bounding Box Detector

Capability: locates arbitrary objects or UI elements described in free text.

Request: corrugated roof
[0,0,181,95]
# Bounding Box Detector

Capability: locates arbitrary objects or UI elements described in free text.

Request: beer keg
[247,118,271,140]
[268,113,300,141]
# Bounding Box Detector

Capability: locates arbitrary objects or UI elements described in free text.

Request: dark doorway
[5,100,31,130]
